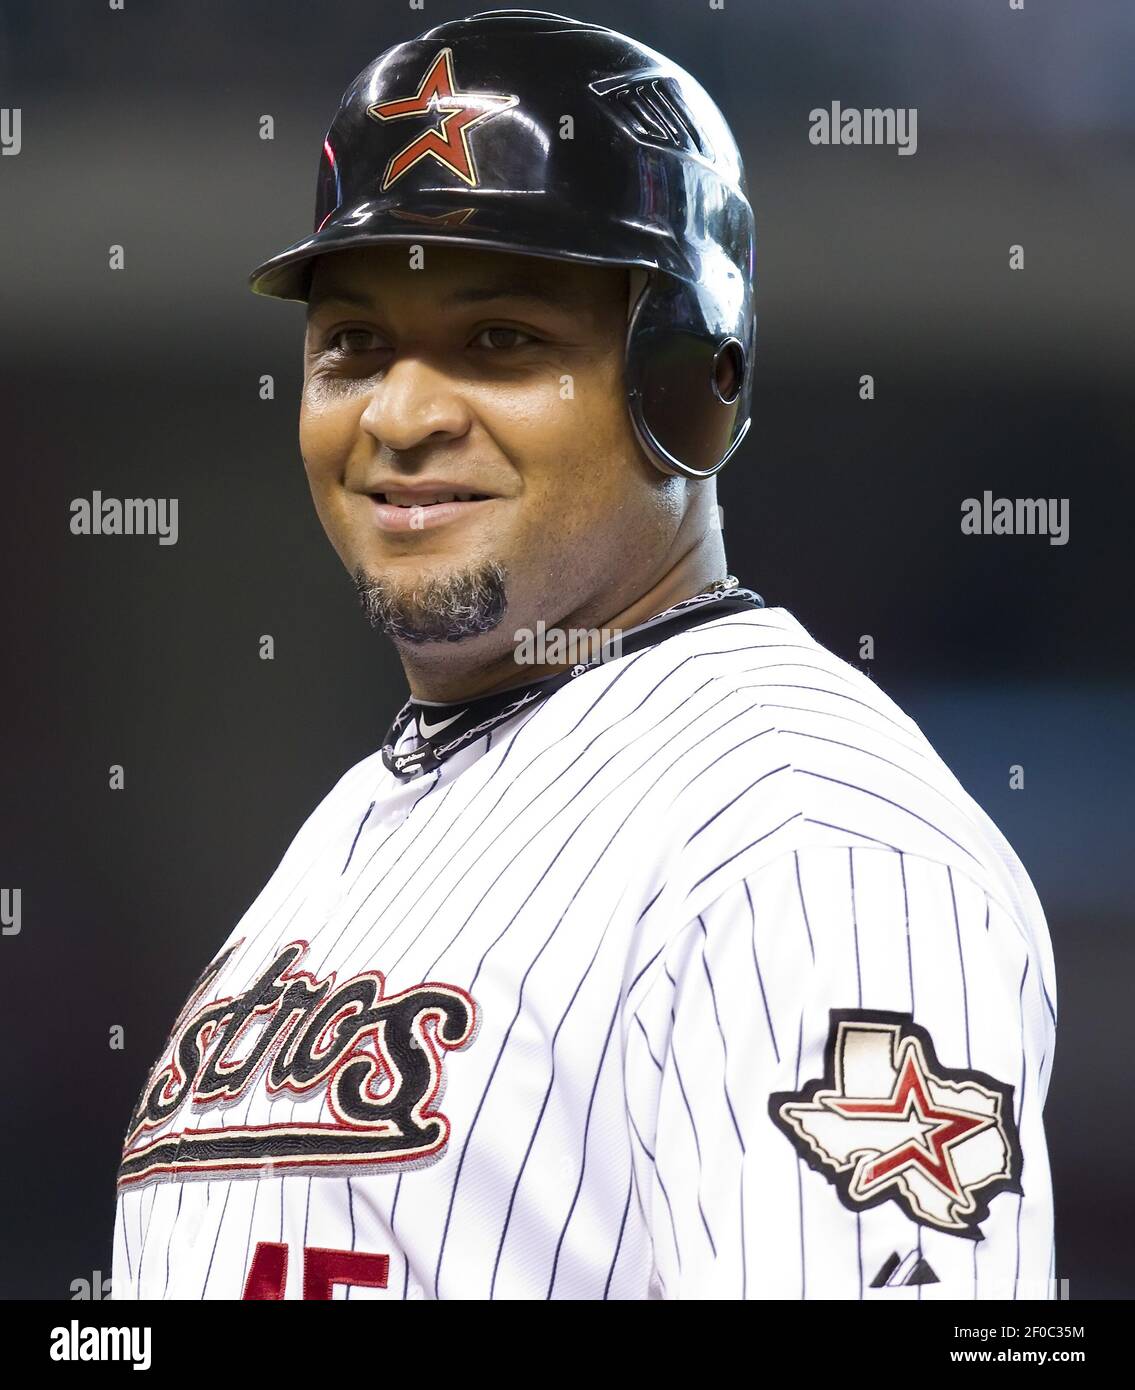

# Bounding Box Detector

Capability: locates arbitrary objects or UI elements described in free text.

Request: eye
[472,325,538,351]
[324,327,384,355]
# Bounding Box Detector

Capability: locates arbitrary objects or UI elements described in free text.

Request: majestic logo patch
[769,1009,1022,1240]
[367,48,518,191]
[117,940,478,1188]
[870,1248,940,1288]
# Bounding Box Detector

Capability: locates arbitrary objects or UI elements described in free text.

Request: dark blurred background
[1,0,1131,1299]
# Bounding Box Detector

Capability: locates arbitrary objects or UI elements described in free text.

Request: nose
[358,355,472,453]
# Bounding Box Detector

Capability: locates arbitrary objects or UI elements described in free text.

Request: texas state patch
[769,1009,1023,1240]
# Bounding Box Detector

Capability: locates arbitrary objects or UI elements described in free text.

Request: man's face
[299,243,683,651]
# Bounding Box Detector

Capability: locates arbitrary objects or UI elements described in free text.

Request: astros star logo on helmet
[367,48,518,191]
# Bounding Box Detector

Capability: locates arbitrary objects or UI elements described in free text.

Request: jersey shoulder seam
[679,840,1044,967]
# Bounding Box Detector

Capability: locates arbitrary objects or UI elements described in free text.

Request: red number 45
[242,1241,390,1300]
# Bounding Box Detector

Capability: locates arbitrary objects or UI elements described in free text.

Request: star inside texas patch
[769,1009,1023,1240]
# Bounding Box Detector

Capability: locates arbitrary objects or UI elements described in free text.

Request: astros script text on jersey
[112,602,1057,1299]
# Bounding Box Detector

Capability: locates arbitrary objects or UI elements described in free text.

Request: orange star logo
[367,49,518,192]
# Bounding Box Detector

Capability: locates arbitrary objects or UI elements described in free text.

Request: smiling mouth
[375,492,492,507]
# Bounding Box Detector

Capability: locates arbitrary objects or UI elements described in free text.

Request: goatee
[353,562,508,644]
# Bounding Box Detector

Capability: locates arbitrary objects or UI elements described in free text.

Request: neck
[397,532,728,704]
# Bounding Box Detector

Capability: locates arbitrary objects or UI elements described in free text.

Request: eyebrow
[306,272,581,315]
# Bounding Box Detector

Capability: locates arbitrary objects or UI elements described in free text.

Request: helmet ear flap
[626,273,753,480]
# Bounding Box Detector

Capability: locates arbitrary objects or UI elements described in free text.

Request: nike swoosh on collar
[417,709,465,738]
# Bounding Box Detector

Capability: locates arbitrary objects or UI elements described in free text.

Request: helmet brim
[248,194,684,303]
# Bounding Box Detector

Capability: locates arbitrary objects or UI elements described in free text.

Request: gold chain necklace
[699,574,740,598]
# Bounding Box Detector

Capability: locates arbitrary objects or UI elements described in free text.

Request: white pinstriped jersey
[111,604,1057,1300]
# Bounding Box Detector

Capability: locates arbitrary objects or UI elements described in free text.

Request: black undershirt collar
[380,585,765,781]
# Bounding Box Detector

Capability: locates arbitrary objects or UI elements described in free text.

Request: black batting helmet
[248,9,756,480]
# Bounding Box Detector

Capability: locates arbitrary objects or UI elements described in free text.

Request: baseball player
[111,10,1057,1300]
